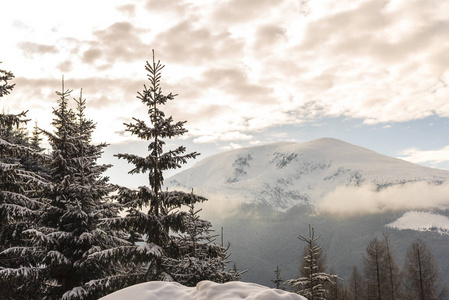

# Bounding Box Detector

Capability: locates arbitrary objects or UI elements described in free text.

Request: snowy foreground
[100,281,306,300]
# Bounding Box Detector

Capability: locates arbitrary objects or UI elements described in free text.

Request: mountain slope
[165,138,449,287]
[166,138,449,211]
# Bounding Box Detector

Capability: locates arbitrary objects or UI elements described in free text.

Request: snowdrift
[100,280,306,300]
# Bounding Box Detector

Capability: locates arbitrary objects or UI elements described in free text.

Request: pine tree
[286,225,338,300]
[0,63,15,98]
[102,51,207,284]
[23,121,49,177]
[272,266,284,289]
[164,202,241,286]
[403,239,447,300]
[15,83,129,300]
[0,64,48,299]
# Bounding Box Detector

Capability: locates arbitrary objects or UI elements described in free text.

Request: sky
[2,0,449,188]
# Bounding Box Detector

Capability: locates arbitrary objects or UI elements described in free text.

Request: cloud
[6,0,449,147]
[165,185,243,220]
[252,24,287,55]
[200,68,274,104]
[219,143,243,151]
[398,146,449,164]
[193,131,253,144]
[153,20,243,65]
[11,20,29,30]
[57,60,73,73]
[319,182,449,216]
[5,76,145,144]
[82,49,103,64]
[18,42,58,57]
[144,0,191,15]
[284,0,449,125]
[116,4,136,17]
[81,22,150,66]
[213,0,285,23]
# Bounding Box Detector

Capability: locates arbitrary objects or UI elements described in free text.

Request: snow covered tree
[286,225,338,300]
[164,202,241,286]
[0,64,48,299]
[6,82,130,300]
[105,51,210,283]
[0,63,15,98]
[403,239,447,300]
[327,267,346,300]
[272,266,284,290]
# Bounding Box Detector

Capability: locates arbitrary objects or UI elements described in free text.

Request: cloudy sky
[2,0,449,187]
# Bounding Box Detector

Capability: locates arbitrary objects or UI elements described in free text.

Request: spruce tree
[164,202,241,286]
[18,83,128,300]
[286,225,337,300]
[106,51,209,283]
[0,64,48,299]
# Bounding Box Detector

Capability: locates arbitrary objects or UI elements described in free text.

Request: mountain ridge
[167,138,449,211]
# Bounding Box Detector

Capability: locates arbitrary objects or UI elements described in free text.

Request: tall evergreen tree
[0,64,48,299]
[105,51,213,283]
[286,225,337,300]
[403,239,447,300]
[12,83,129,300]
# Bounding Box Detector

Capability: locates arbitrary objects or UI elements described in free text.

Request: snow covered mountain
[165,138,449,287]
[166,138,449,211]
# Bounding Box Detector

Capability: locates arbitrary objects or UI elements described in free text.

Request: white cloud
[319,182,449,216]
[193,131,253,144]
[4,0,449,146]
[398,146,449,164]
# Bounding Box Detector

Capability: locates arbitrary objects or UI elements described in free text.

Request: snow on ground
[100,280,306,300]
[386,211,449,234]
